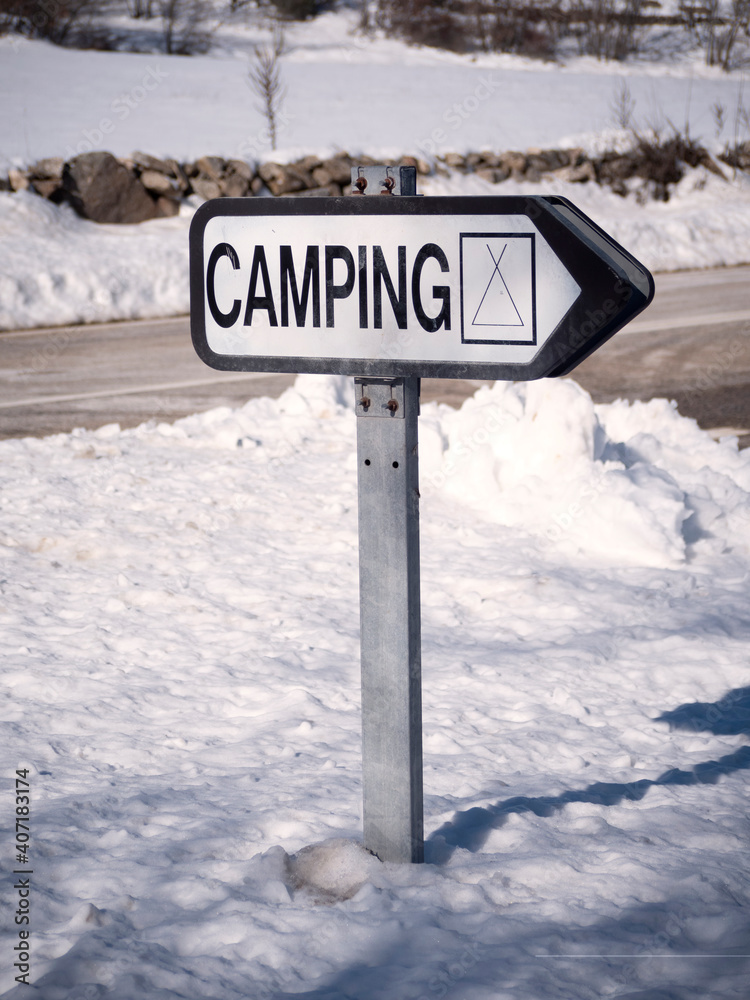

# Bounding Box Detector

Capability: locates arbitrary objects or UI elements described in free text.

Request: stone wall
[1,141,735,224]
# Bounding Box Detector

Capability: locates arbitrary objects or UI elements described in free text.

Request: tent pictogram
[472,244,524,327]
[460,232,537,346]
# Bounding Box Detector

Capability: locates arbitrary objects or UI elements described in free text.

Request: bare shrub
[129,0,154,17]
[680,0,750,69]
[159,0,212,53]
[248,28,286,150]
[611,79,637,130]
[374,0,472,52]
[0,0,105,45]
[569,0,649,60]
[267,0,322,19]
[373,0,557,56]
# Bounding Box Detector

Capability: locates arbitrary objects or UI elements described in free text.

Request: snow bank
[0,191,192,330]
[420,378,750,567]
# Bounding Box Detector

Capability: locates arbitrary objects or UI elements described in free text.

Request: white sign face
[199,213,580,367]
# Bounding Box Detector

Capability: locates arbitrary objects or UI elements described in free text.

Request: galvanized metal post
[351,163,423,864]
[355,377,423,864]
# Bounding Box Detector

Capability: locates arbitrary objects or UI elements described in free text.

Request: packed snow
[2,374,750,998]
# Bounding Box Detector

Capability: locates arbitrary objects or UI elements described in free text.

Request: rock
[139,169,175,196]
[225,159,254,181]
[314,156,353,186]
[526,150,569,173]
[547,149,572,169]
[258,162,312,196]
[561,160,596,183]
[498,151,527,173]
[154,195,180,217]
[311,165,338,187]
[131,151,175,175]
[29,157,64,180]
[30,178,62,199]
[442,152,466,169]
[168,160,190,193]
[219,170,251,197]
[596,153,633,184]
[190,177,222,200]
[62,151,160,224]
[475,166,510,184]
[295,154,324,174]
[8,169,29,192]
[477,151,502,168]
[567,147,585,166]
[193,156,225,181]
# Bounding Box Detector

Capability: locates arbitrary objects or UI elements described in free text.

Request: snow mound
[419,378,750,567]
[121,373,750,570]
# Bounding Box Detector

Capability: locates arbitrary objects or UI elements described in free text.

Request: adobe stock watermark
[64,66,170,160]
[417,75,503,158]
[422,402,513,498]
[235,108,296,164]
[681,337,744,397]
[20,327,74,378]
[540,470,609,546]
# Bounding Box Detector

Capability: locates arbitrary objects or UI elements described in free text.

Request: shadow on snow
[426,686,750,864]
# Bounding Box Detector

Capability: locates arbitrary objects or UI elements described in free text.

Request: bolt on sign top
[190,192,654,381]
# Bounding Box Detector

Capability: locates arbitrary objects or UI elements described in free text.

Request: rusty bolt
[360,395,371,409]
[380,175,395,195]
[386,398,399,413]
[354,176,367,195]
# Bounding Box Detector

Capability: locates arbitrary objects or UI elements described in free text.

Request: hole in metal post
[392,461,399,468]
[364,459,371,466]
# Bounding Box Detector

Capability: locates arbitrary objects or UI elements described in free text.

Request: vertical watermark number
[13,768,33,986]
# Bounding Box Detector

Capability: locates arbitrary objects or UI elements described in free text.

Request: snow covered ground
[2,11,750,999]
[2,375,750,998]
[3,10,750,330]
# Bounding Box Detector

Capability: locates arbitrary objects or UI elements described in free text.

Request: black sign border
[189,195,654,381]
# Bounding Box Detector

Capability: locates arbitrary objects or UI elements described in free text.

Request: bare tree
[611,80,636,130]
[684,0,750,69]
[248,29,286,150]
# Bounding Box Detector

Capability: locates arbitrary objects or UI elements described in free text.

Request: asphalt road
[1,265,748,446]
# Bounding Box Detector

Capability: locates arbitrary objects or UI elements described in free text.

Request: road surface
[0,266,748,447]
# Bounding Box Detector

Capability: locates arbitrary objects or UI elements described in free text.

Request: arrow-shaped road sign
[189,188,656,865]
[190,194,654,381]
